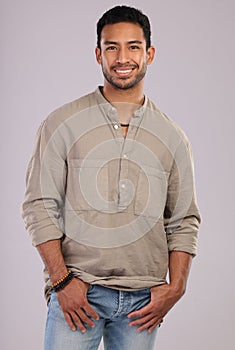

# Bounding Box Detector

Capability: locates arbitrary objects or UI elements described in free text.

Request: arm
[128,138,200,332]
[37,239,99,332]
[22,121,99,332]
[128,251,192,332]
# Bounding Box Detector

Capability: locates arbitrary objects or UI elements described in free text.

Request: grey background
[1,0,234,349]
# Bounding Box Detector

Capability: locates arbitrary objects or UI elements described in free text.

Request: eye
[106,46,117,51]
[129,45,140,50]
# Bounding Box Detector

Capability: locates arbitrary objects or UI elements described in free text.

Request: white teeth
[116,69,132,74]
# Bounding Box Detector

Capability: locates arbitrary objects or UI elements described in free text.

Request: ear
[95,47,102,64]
[146,46,155,65]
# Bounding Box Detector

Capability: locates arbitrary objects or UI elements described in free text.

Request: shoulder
[43,91,97,129]
[36,90,98,137]
[146,98,190,147]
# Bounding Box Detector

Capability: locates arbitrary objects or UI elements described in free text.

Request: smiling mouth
[113,67,135,77]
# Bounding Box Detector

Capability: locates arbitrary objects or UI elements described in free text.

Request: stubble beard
[102,64,147,91]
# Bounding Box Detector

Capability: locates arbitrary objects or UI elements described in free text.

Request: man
[22,5,200,350]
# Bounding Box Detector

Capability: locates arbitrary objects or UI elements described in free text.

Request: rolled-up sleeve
[22,120,67,246]
[164,138,201,257]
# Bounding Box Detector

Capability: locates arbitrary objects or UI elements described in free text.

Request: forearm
[168,251,193,296]
[37,239,99,331]
[128,251,193,331]
[37,239,67,284]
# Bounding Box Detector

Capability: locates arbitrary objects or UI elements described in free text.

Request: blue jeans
[45,285,159,350]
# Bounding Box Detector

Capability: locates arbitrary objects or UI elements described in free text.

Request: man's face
[95,22,155,90]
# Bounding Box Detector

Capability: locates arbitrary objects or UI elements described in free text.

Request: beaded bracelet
[51,270,74,292]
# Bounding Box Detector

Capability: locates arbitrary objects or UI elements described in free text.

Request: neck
[101,82,145,123]
[102,81,145,105]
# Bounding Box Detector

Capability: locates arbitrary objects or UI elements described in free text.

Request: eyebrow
[103,40,143,45]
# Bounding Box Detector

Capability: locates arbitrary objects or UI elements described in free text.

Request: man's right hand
[56,277,99,332]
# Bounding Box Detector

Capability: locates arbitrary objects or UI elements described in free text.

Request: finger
[77,308,96,328]
[70,311,87,333]
[63,312,77,332]
[127,304,152,319]
[148,321,162,333]
[83,302,99,321]
[128,313,153,327]
[136,316,160,333]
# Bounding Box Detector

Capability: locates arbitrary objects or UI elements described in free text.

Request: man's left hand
[127,284,184,333]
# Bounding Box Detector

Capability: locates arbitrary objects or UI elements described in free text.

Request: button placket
[105,106,145,211]
[118,150,130,209]
[113,123,124,139]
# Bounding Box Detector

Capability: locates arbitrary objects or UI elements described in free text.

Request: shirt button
[123,154,128,159]
[113,124,119,130]
[121,184,126,189]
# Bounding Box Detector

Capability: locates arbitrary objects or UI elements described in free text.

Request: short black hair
[97,5,151,50]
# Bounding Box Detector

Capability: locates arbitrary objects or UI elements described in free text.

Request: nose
[116,47,130,64]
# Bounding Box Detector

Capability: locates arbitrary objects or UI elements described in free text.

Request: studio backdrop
[1,0,234,349]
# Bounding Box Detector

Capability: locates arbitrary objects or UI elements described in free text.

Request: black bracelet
[52,271,74,292]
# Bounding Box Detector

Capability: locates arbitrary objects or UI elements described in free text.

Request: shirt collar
[94,86,148,123]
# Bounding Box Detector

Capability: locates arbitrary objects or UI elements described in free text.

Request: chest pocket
[134,165,169,220]
[66,158,109,211]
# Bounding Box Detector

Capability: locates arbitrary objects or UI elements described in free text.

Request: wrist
[169,281,186,297]
[50,268,68,285]
[51,270,74,292]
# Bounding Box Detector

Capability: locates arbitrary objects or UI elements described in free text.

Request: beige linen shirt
[22,87,201,302]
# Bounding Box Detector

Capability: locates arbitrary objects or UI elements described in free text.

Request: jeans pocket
[130,288,151,313]
[87,284,95,294]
